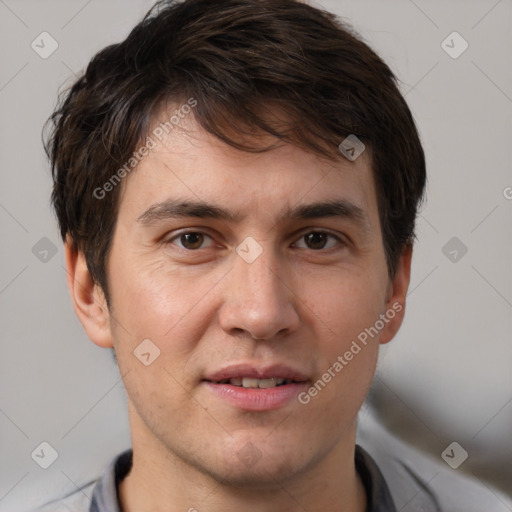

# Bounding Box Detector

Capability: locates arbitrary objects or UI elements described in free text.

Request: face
[72,111,410,488]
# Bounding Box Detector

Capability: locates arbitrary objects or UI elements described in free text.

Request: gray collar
[90,446,396,512]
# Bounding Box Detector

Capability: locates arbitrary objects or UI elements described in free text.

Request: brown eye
[169,232,214,250]
[304,232,328,250]
[180,233,204,249]
[294,231,341,250]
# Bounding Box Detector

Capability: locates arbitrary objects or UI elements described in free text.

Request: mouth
[203,364,310,411]
[203,363,309,387]
[209,377,302,389]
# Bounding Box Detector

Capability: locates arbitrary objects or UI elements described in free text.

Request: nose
[218,246,300,341]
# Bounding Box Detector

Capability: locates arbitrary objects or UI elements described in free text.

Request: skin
[66,111,411,512]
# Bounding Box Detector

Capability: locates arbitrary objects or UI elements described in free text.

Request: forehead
[118,113,379,229]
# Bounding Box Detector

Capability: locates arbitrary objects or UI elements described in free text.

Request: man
[39,0,500,510]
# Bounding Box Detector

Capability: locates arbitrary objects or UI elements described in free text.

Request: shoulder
[30,449,132,512]
[357,409,512,512]
[31,481,96,512]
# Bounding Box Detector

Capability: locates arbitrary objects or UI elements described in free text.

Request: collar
[90,445,396,512]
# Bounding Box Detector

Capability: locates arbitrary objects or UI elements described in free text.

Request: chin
[198,440,317,490]
[207,459,303,491]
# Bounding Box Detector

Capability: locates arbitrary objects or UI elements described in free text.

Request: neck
[119,411,367,512]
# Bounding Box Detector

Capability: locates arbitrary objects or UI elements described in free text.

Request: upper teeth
[222,377,289,388]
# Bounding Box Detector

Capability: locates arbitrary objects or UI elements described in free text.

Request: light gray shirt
[37,446,398,512]
[34,411,511,511]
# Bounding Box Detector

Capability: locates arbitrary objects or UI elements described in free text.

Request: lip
[204,381,309,411]
[203,363,310,411]
[203,363,309,383]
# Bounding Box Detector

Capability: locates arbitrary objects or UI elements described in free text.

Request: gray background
[0,0,510,510]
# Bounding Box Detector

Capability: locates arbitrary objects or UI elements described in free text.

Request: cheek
[109,255,220,338]
[298,266,386,406]
[303,267,388,345]
[107,259,212,420]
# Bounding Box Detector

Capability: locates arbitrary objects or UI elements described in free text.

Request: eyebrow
[137,198,370,231]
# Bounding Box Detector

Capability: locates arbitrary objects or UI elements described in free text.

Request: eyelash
[165,230,346,252]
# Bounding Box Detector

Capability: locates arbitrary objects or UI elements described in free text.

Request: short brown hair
[44,0,426,301]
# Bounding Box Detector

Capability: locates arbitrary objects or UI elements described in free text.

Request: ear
[379,244,412,345]
[64,239,114,348]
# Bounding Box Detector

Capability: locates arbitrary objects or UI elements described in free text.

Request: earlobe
[64,240,114,349]
[379,245,412,345]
